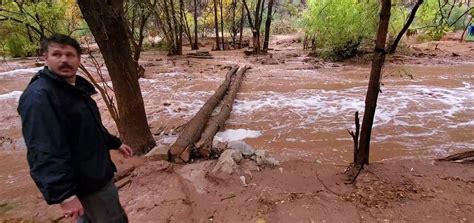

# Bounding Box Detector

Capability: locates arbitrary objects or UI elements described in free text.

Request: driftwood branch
[437,150,474,163]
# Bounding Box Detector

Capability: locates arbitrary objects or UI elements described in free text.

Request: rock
[142,62,155,67]
[261,58,279,65]
[244,48,254,56]
[212,139,228,154]
[34,62,45,67]
[252,150,280,167]
[240,175,248,186]
[231,150,243,163]
[211,149,240,175]
[228,140,255,157]
[14,138,26,150]
[145,144,169,161]
[240,159,260,172]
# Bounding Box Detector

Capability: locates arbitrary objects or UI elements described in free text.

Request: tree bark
[263,0,274,51]
[196,66,249,158]
[243,0,263,53]
[231,0,237,48]
[169,67,239,162]
[239,4,245,49]
[213,0,221,50]
[254,0,263,53]
[356,0,391,166]
[388,0,423,54]
[77,0,156,154]
[170,0,182,55]
[192,0,199,49]
[220,0,225,50]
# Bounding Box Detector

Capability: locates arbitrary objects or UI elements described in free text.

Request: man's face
[44,43,80,81]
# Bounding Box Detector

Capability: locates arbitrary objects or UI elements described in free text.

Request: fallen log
[196,66,250,158]
[437,150,474,163]
[187,50,214,59]
[169,66,239,163]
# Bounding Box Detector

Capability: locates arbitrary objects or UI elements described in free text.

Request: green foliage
[302,0,379,60]
[414,0,470,41]
[0,0,83,57]
[4,34,37,57]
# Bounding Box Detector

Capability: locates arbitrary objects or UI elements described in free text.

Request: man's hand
[118,144,134,158]
[60,196,84,220]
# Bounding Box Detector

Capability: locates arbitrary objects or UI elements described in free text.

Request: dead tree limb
[388,0,423,54]
[347,111,360,163]
[437,150,474,163]
[196,66,250,158]
[169,66,239,162]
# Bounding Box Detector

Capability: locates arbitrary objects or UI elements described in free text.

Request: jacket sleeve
[18,89,77,205]
[104,128,122,150]
[87,96,122,150]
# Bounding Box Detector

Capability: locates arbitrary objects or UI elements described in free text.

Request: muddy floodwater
[0,37,473,221]
[1,48,472,166]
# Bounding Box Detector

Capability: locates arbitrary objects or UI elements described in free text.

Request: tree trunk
[192,0,199,49]
[263,0,274,51]
[253,0,263,53]
[220,0,225,50]
[356,0,391,166]
[196,66,249,158]
[161,0,177,54]
[77,0,156,154]
[169,67,239,162]
[231,0,237,48]
[213,0,221,50]
[239,4,245,49]
[388,0,423,54]
[242,0,263,53]
[170,0,182,55]
[179,0,194,48]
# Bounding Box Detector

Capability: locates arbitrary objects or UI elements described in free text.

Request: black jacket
[18,68,122,205]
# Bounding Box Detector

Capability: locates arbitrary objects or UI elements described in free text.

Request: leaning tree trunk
[169,67,239,162]
[77,0,156,154]
[356,0,392,166]
[388,0,423,54]
[263,0,274,51]
[196,66,249,158]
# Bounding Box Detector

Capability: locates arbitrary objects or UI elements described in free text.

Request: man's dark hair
[41,34,82,55]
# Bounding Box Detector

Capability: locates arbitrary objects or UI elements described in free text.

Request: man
[18,34,133,222]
